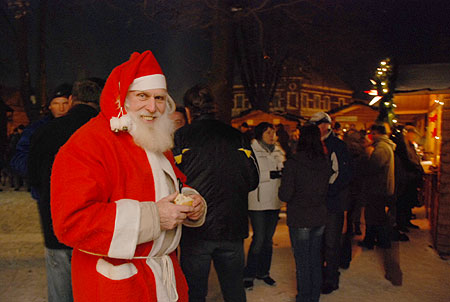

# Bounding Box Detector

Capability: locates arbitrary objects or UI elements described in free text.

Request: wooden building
[231,110,302,133]
[232,66,353,120]
[328,100,378,131]
[393,63,450,255]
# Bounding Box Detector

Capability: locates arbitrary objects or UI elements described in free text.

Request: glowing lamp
[369,96,382,106]
[365,90,378,96]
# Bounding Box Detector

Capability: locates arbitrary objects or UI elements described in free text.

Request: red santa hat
[100,51,175,131]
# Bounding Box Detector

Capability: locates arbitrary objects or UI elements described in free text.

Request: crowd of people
[2,50,425,302]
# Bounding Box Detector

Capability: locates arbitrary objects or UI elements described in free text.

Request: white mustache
[140,113,161,120]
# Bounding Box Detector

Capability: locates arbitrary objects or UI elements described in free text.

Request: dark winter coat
[278,151,332,228]
[323,132,352,212]
[28,104,98,249]
[173,117,259,241]
[10,115,52,177]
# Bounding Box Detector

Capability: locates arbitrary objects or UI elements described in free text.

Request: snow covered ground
[1,186,449,302]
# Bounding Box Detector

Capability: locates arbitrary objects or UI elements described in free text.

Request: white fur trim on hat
[110,114,132,132]
[129,74,166,91]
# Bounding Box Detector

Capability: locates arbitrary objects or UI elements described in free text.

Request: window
[301,93,308,108]
[244,98,250,109]
[330,98,340,110]
[287,92,298,109]
[314,95,321,108]
[323,96,330,110]
[235,95,244,109]
[339,98,345,107]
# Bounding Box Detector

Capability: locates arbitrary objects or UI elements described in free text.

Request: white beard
[127,110,175,153]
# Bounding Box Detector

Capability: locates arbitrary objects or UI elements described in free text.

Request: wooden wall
[437,99,450,255]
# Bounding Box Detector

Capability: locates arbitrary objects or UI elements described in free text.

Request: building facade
[232,70,354,119]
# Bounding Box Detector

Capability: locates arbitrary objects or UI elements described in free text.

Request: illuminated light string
[366,58,398,125]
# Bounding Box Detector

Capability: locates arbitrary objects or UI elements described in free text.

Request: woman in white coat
[244,122,285,290]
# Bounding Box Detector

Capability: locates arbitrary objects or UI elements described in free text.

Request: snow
[1,186,449,302]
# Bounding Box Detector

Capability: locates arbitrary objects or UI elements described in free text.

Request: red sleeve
[51,133,117,255]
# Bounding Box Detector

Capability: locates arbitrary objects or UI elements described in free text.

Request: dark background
[1,0,450,103]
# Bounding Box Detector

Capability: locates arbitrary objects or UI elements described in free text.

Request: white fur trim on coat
[108,199,140,259]
[96,258,138,280]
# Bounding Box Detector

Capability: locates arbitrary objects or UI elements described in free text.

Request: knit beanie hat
[47,83,72,106]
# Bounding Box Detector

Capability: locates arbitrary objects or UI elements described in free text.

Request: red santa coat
[51,112,189,302]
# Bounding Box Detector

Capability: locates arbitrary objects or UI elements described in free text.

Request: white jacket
[248,139,285,210]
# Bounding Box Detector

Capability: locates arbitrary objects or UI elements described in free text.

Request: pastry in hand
[174,193,193,206]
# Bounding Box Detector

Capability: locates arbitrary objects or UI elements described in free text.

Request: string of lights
[365,58,398,126]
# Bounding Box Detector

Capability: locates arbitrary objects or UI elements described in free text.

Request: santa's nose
[144,98,157,112]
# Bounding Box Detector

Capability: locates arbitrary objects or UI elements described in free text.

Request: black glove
[270,170,282,179]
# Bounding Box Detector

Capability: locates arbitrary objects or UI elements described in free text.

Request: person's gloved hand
[270,170,282,179]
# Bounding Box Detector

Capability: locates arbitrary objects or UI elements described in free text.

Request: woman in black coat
[279,124,331,302]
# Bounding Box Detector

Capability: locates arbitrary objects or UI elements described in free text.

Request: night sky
[1,0,450,103]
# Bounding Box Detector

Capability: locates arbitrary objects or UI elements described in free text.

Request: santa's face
[126,88,167,125]
[124,89,175,153]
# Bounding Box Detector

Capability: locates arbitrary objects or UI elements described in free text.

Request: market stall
[393,63,450,255]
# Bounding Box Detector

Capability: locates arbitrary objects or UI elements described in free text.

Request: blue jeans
[289,225,325,302]
[45,248,73,302]
[180,238,246,302]
[245,210,280,280]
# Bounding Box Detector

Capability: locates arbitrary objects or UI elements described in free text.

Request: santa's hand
[185,194,206,221]
[156,192,193,230]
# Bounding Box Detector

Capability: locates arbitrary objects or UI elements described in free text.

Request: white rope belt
[79,249,179,301]
[161,255,179,302]
[78,249,159,259]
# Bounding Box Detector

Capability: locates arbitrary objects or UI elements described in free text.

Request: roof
[327,100,377,115]
[231,109,304,129]
[395,63,450,93]
[301,68,353,92]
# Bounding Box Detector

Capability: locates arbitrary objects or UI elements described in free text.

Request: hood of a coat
[374,135,396,151]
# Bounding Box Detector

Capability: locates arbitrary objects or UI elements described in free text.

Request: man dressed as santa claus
[50,51,206,302]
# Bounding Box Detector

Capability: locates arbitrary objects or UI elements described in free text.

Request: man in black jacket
[28,79,103,302]
[173,84,259,302]
[309,111,352,295]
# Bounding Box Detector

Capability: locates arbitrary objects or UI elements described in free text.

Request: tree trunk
[38,0,48,110]
[208,0,235,124]
[16,13,37,123]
